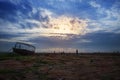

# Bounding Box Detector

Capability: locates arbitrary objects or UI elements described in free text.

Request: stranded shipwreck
[13,42,35,55]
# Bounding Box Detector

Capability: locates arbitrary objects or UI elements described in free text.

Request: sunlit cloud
[76,39,91,43]
[25,16,88,40]
[89,1,101,8]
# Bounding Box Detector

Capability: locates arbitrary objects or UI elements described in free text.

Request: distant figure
[61,51,65,55]
[76,49,78,54]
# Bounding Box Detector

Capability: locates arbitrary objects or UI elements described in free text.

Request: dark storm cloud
[28,37,65,48]
[0,0,32,22]
[31,0,98,19]
[0,1,17,22]
[74,32,120,51]
[0,33,19,39]
[0,41,14,52]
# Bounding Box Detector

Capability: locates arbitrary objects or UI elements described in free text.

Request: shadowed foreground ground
[0,53,120,80]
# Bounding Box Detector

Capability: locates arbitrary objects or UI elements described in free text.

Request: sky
[0,0,120,53]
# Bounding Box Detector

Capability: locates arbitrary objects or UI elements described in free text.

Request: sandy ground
[0,53,120,80]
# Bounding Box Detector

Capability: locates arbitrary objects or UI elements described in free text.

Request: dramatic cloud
[34,15,88,39]
[87,0,120,33]
[0,0,32,23]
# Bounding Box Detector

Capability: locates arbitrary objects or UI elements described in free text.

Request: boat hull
[13,48,35,55]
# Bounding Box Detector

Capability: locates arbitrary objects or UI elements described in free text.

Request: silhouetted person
[76,49,78,54]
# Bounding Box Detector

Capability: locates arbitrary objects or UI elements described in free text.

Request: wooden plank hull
[13,48,35,55]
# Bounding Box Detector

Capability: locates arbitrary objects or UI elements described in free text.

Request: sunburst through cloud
[39,16,88,39]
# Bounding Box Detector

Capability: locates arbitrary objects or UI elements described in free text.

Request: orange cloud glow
[25,16,88,40]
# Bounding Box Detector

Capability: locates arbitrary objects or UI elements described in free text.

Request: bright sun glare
[51,16,87,34]
[40,16,88,39]
[26,16,88,40]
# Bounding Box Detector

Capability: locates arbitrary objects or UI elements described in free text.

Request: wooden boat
[13,42,35,55]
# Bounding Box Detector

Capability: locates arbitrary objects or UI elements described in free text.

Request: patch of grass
[36,60,48,64]
[0,69,18,74]
[0,69,28,80]
[13,56,33,61]
[0,53,14,60]
[0,69,25,77]
[100,75,114,80]
[23,66,49,80]
[0,53,35,61]
[0,53,29,61]
[38,73,48,80]
[33,60,49,67]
